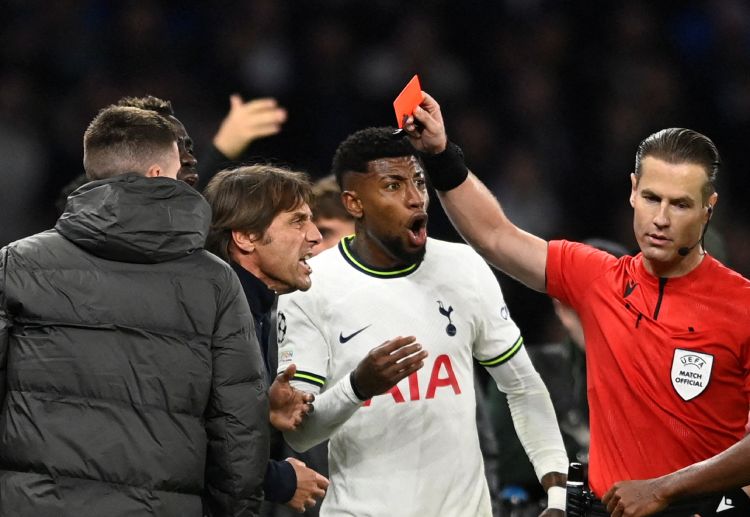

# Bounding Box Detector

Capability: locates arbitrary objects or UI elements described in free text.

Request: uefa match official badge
[671,348,714,401]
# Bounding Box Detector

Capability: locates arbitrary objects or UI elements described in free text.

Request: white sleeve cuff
[547,486,566,511]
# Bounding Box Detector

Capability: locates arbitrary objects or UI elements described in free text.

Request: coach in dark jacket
[0,105,268,517]
[204,165,329,515]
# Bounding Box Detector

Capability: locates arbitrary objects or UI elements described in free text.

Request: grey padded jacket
[0,174,269,517]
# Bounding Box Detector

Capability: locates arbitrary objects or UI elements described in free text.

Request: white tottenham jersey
[277,237,524,517]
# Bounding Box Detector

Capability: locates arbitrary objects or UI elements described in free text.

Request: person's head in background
[553,239,630,350]
[83,106,179,180]
[117,95,199,187]
[310,175,355,255]
[204,164,321,294]
[57,96,197,213]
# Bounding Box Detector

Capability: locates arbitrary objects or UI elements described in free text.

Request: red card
[393,75,423,128]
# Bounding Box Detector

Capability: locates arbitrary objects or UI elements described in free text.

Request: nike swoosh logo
[339,325,371,344]
[624,281,638,298]
[717,496,734,513]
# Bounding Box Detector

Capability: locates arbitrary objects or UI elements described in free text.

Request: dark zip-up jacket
[0,174,269,517]
[231,263,297,505]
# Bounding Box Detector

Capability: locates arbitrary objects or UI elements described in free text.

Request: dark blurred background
[2,0,749,342]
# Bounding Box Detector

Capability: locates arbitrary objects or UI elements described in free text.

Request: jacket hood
[56,173,210,264]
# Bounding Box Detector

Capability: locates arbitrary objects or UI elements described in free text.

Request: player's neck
[349,234,412,270]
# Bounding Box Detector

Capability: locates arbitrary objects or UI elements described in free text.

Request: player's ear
[341,190,364,219]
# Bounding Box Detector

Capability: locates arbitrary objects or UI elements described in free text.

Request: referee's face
[346,155,429,267]
[629,156,716,277]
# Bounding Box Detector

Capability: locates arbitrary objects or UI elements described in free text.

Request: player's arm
[405,92,548,292]
[283,336,427,452]
[483,346,568,514]
[278,294,427,452]
[470,252,567,514]
[603,436,750,517]
[277,292,357,452]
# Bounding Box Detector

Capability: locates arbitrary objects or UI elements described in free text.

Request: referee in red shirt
[401,92,750,517]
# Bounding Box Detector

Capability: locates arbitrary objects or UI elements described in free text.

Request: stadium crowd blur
[2,0,750,346]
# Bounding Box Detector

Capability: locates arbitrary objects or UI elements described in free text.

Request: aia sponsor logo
[363,354,461,406]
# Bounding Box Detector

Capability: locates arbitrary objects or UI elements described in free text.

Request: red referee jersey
[546,240,750,497]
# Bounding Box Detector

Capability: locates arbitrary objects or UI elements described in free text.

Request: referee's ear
[341,190,363,219]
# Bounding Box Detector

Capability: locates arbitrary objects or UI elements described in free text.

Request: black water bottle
[566,462,585,517]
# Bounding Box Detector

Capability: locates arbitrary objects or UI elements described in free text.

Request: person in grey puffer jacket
[0,105,269,517]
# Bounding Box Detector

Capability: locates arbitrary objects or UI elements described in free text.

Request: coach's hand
[403,91,447,155]
[351,336,427,400]
[285,458,329,513]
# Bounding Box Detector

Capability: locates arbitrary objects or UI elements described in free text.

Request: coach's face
[248,202,322,294]
[343,155,429,267]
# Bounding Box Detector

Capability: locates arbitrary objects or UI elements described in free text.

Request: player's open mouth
[407,214,428,247]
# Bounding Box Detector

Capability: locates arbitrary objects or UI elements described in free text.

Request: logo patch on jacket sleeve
[280,350,294,364]
[671,348,713,401]
[277,311,287,343]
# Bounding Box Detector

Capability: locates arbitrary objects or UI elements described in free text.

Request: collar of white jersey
[338,235,422,278]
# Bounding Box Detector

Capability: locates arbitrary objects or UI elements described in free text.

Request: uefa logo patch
[671,348,713,401]
[277,311,287,343]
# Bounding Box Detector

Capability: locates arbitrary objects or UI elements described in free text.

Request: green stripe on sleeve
[293,371,326,387]
[477,335,524,367]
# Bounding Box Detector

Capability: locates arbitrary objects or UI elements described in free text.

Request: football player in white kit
[277,96,568,517]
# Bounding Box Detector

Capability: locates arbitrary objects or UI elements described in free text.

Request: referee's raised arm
[405,91,549,293]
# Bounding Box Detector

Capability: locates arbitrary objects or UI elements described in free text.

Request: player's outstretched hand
[403,91,447,155]
[351,336,427,400]
[603,478,670,517]
[269,364,315,432]
[285,458,329,513]
[538,509,564,517]
[213,94,287,159]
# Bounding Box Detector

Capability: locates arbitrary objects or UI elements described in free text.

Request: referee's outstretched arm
[402,92,549,293]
